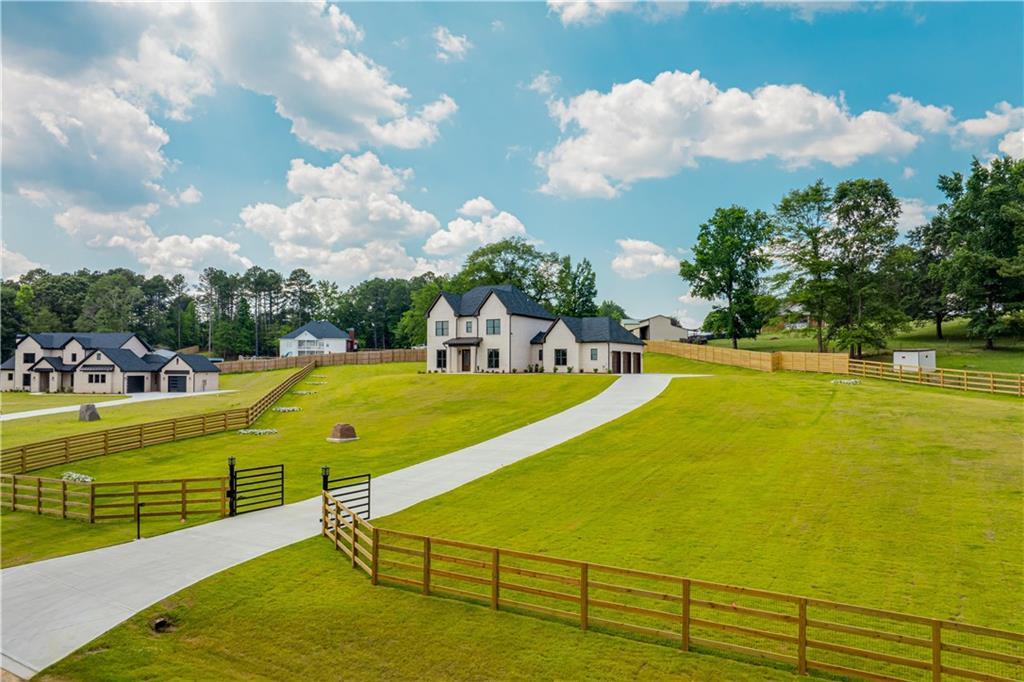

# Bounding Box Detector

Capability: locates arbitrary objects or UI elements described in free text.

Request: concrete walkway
[0,390,237,422]
[0,374,702,678]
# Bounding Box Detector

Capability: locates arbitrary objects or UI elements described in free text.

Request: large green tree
[938,156,1024,349]
[774,180,834,352]
[460,238,561,308]
[825,178,906,357]
[555,256,599,317]
[596,300,629,322]
[679,206,774,349]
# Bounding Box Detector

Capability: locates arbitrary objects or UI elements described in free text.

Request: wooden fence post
[61,480,68,519]
[89,484,96,523]
[580,563,589,630]
[180,479,187,521]
[351,515,358,568]
[36,477,42,515]
[681,578,691,651]
[491,548,500,609]
[220,478,227,517]
[798,598,808,675]
[133,482,140,521]
[371,527,380,585]
[423,537,431,595]
[10,474,16,511]
[931,620,942,681]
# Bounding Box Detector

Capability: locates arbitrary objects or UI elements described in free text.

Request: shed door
[167,375,187,392]
[126,376,145,393]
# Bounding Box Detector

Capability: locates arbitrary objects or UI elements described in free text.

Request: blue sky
[3,1,1022,325]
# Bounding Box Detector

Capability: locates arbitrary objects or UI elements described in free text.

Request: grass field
[3,363,614,566]
[711,318,1024,373]
[0,368,294,448]
[0,392,122,414]
[37,354,1023,680]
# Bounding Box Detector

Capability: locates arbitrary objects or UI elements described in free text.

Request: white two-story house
[279,321,356,357]
[425,284,644,374]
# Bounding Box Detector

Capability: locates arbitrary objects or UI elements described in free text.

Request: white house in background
[278,321,356,357]
[0,332,220,394]
[425,284,644,374]
[893,349,936,371]
[623,315,688,342]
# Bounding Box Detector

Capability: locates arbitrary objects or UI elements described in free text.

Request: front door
[460,349,471,372]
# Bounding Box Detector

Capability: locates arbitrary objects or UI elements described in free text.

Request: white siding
[73,351,122,394]
[541,321,580,373]
[426,297,458,372]
[119,336,150,357]
[477,294,511,372]
[510,316,551,371]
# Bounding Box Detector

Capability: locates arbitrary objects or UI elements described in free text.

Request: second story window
[23,352,35,364]
[71,353,77,362]
[435,320,449,337]
[485,319,501,335]
[465,321,472,333]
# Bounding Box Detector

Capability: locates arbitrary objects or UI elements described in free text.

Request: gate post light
[321,466,330,491]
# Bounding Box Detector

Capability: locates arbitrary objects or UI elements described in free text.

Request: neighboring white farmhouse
[623,315,688,342]
[425,284,643,374]
[279,321,355,357]
[0,332,220,394]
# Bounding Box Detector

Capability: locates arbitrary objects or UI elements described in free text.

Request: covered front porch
[441,337,481,373]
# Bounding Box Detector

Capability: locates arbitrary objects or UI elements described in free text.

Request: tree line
[680,156,1024,356]
[1,238,629,360]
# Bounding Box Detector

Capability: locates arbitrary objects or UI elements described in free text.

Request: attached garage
[166,374,188,392]
[125,375,146,393]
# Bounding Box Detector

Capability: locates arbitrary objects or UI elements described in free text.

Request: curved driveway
[1,373,703,678]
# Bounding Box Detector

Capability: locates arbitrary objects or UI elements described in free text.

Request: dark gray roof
[530,331,546,344]
[177,354,221,373]
[443,337,482,347]
[86,348,168,372]
[23,332,150,351]
[30,357,77,372]
[430,284,555,320]
[1,357,13,370]
[280,321,349,340]
[544,316,644,346]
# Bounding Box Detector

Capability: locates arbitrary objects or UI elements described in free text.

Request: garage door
[167,375,187,393]
[126,376,145,393]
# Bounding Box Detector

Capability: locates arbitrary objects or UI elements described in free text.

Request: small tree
[680,206,774,348]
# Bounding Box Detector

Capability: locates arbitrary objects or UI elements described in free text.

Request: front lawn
[0,368,295,448]
[38,353,1022,680]
[3,364,614,566]
[0,392,122,414]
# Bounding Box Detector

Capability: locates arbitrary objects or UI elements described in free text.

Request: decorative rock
[326,423,358,443]
[61,471,94,483]
[238,428,278,435]
[78,404,101,422]
[149,616,172,633]
[272,406,301,412]
[831,379,861,385]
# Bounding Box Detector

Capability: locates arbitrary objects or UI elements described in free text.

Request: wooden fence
[218,348,425,374]
[1,474,227,522]
[646,341,1022,396]
[322,493,1023,682]
[0,363,315,475]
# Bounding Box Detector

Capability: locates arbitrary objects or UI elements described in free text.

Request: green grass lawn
[710,318,1024,374]
[0,392,123,414]
[0,368,295,448]
[3,363,614,567]
[37,353,1022,680]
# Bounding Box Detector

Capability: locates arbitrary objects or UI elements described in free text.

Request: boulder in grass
[326,423,358,443]
[78,404,101,422]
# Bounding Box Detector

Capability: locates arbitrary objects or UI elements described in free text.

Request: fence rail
[218,348,425,374]
[646,341,1022,397]
[321,491,1023,682]
[1,474,228,522]
[0,363,315,475]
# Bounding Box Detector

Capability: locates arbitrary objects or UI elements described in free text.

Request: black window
[555,349,567,366]
[101,374,107,383]
[23,353,35,364]
[21,373,30,387]
[590,348,598,361]
[71,353,77,361]
[487,349,500,369]
[435,320,449,336]
[6,373,11,381]
[539,349,543,361]
[485,319,501,335]
[88,374,95,384]
[436,349,447,369]
[465,321,472,333]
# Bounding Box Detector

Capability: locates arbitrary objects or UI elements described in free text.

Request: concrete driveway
[0,390,237,422]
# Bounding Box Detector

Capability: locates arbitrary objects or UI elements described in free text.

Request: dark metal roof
[280,321,349,340]
[0,357,13,370]
[177,354,221,373]
[429,284,555,320]
[443,337,483,347]
[84,348,168,373]
[22,332,150,351]
[540,316,644,346]
[530,331,546,344]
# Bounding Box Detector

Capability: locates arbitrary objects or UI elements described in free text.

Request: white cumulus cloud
[527,70,561,95]
[433,26,472,62]
[178,185,203,204]
[537,70,921,198]
[2,243,44,280]
[424,198,529,256]
[548,1,685,26]
[611,239,679,279]
[897,197,937,234]
[997,129,1024,157]
[888,94,954,134]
